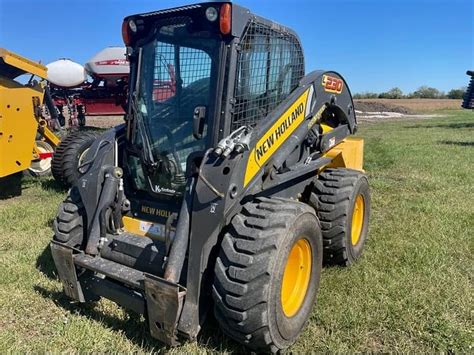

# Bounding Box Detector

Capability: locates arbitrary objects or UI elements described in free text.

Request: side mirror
[193,106,206,139]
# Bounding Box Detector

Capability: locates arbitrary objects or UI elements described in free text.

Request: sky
[1,0,472,94]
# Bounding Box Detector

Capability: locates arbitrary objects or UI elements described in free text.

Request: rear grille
[139,4,202,18]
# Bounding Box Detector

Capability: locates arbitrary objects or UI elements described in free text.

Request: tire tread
[52,130,98,186]
[312,168,367,266]
[212,197,314,352]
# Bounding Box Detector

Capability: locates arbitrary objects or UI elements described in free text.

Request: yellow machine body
[122,216,168,241]
[322,137,364,172]
[0,48,57,178]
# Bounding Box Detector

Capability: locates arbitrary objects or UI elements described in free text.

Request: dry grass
[356,99,462,112]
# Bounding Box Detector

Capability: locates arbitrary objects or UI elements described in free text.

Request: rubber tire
[52,130,98,187]
[213,197,323,352]
[25,140,54,177]
[311,168,370,266]
[53,186,86,248]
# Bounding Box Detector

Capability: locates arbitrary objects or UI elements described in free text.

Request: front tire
[53,187,86,248]
[212,197,323,352]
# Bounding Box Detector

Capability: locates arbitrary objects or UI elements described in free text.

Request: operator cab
[122,2,304,223]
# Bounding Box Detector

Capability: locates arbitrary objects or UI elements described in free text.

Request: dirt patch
[85,115,124,128]
[353,99,456,122]
[354,100,414,114]
[356,112,443,123]
[355,99,461,113]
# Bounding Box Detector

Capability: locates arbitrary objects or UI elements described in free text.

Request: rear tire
[52,130,98,186]
[212,197,322,352]
[312,168,370,266]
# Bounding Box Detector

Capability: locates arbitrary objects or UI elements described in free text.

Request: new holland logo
[244,87,313,186]
[255,103,304,162]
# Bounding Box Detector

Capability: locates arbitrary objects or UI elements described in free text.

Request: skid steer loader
[50,2,371,351]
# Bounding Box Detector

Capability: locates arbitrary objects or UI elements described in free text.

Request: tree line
[353,86,466,99]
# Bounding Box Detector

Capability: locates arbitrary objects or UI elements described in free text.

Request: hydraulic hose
[43,86,59,121]
[163,176,194,283]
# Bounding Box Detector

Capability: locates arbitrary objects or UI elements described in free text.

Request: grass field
[0,111,472,352]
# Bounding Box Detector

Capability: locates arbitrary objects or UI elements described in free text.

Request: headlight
[205,7,218,22]
[129,20,137,33]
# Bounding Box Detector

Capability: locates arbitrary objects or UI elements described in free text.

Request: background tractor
[50,2,371,352]
[45,48,132,187]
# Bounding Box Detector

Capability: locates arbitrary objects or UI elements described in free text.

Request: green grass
[0,111,472,352]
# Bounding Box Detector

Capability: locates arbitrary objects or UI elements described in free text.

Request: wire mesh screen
[151,41,211,102]
[231,21,305,131]
[148,40,212,172]
[137,19,215,178]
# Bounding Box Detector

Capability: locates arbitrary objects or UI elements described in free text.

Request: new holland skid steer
[51,2,371,351]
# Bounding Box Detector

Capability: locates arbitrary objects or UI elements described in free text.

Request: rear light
[219,3,231,35]
[122,20,131,46]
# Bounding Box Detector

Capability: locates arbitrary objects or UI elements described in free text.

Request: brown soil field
[85,115,124,128]
[355,98,462,113]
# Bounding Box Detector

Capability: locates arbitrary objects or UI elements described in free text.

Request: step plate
[74,253,144,289]
[100,233,166,276]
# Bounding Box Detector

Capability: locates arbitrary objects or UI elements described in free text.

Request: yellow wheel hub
[351,194,365,246]
[281,238,312,317]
